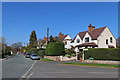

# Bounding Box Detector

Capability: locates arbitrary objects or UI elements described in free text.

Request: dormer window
[77,39,80,43]
[85,37,89,42]
[110,37,113,43]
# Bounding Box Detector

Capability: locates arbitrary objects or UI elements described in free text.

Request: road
[24,61,118,78]
[2,54,35,78]
[2,54,119,79]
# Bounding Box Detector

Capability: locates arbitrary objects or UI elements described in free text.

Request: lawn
[62,63,120,68]
[40,58,54,61]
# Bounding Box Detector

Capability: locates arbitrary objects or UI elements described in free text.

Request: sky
[2,2,118,46]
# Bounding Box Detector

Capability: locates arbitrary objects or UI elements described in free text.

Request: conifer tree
[29,30,37,48]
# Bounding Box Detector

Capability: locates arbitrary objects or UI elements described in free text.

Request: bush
[84,48,120,61]
[29,48,38,54]
[65,48,74,55]
[37,50,45,58]
[45,42,65,56]
[65,54,71,58]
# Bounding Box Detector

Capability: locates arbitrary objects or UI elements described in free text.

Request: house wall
[97,27,116,48]
[63,35,72,49]
[70,35,82,47]
[82,32,92,43]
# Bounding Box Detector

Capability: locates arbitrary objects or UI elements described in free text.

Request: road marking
[26,72,33,80]
[19,60,37,80]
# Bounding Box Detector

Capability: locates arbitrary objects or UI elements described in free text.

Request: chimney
[47,27,49,42]
[88,24,95,32]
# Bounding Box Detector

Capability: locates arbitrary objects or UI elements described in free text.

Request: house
[58,32,72,49]
[70,24,116,52]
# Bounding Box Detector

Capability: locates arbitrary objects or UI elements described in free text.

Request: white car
[30,54,40,60]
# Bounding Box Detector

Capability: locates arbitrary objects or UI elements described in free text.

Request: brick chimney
[59,32,64,37]
[88,24,95,32]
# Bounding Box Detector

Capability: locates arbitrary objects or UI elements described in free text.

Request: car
[26,53,30,57]
[30,54,40,60]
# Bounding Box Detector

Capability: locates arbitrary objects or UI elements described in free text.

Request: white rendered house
[58,32,72,49]
[70,24,116,52]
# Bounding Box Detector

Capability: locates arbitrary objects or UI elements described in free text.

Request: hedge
[45,42,65,56]
[37,50,45,58]
[28,48,38,54]
[84,48,120,61]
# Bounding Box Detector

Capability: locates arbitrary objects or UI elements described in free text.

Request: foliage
[65,48,74,55]
[49,35,54,42]
[40,58,54,61]
[12,42,22,53]
[65,54,71,58]
[45,42,65,56]
[37,50,45,58]
[84,48,120,61]
[29,48,38,54]
[29,30,37,48]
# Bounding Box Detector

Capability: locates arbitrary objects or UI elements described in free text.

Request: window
[110,37,113,43]
[106,39,108,45]
[85,37,89,42]
[65,41,67,45]
[77,39,80,43]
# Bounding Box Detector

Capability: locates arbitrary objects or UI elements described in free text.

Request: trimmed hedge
[37,50,45,58]
[84,48,120,61]
[45,42,65,56]
[28,48,38,54]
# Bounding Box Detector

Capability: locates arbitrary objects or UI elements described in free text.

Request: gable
[64,35,72,40]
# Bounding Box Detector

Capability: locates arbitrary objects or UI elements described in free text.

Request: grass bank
[62,63,120,68]
[40,58,54,61]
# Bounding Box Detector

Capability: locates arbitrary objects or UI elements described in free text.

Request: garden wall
[84,60,119,65]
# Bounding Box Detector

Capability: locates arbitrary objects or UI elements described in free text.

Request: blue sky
[2,2,118,46]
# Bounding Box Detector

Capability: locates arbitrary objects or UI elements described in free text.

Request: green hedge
[28,48,38,54]
[37,50,45,58]
[45,42,65,56]
[84,48,120,61]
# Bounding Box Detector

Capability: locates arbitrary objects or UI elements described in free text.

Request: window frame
[76,39,80,43]
[85,37,89,42]
[110,37,113,43]
[106,39,108,45]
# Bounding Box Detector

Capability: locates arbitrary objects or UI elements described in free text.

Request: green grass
[62,63,120,68]
[40,58,54,61]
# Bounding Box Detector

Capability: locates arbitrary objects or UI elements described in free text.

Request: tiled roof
[71,26,107,42]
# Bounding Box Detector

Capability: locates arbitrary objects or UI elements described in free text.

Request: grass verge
[62,63,120,68]
[40,58,54,61]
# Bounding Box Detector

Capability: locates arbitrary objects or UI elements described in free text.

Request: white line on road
[19,60,37,80]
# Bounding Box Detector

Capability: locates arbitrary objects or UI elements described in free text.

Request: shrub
[45,42,65,56]
[65,48,74,55]
[84,48,120,61]
[37,50,45,58]
[29,48,38,54]
[65,54,71,58]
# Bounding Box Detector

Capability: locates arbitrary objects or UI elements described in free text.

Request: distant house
[58,32,72,49]
[70,24,116,51]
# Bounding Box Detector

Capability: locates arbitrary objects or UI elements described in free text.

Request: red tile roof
[71,26,107,42]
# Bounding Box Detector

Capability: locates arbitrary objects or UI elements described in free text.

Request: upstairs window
[77,39,80,43]
[110,37,113,43]
[85,37,89,42]
[65,41,67,45]
[106,39,108,45]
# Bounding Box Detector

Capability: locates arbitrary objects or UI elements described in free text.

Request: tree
[12,42,22,53]
[49,35,54,42]
[29,30,37,48]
